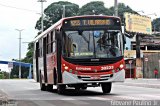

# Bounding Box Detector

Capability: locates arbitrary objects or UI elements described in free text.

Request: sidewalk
[0,89,9,100]
[120,78,160,89]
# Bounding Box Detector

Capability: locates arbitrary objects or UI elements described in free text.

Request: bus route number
[101,66,114,70]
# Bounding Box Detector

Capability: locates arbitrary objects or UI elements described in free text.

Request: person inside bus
[109,33,121,57]
[96,33,113,57]
[97,31,120,57]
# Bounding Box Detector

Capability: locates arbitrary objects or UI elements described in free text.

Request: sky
[0,0,159,71]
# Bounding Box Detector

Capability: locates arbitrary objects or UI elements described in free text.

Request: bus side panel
[33,42,39,82]
[38,57,44,83]
[33,59,37,81]
[46,53,57,84]
[43,37,48,83]
[46,53,56,84]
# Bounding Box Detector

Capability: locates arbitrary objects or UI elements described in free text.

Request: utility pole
[62,5,65,18]
[15,29,24,79]
[38,0,46,32]
[114,0,118,16]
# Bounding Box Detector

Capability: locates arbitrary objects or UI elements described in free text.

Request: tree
[22,42,34,64]
[35,1,79,31]
[152,18,160,32]
[10,65,29,78]
[78,1,112,15]
[109,3,137,23]
[11,42,33,79]
[0,71,9,79]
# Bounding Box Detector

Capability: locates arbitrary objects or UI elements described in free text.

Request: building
[125,35,160,78]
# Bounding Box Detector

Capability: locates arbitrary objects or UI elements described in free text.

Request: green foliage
[22,42,34,64]
[10,65,29,78]
[35,1,79,31]
[35,2,137,32]
[109,3,137,23]
[0,73,4,79]
[78,1,112,15]
[0,71,9,79]
[11,42,33,79]
[152,18,160,32]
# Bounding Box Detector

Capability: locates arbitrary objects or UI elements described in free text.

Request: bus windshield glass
[62,30,123,59]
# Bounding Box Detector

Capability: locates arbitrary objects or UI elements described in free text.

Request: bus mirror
[123,34,126,44]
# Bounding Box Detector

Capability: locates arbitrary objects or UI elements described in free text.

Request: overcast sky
[0,0,159,65]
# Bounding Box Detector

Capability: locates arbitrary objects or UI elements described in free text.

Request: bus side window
[51,31,56,53]
[53,42,56,53]
[38,39,42,57]
[35,42,39,57]
[46,34,49,54]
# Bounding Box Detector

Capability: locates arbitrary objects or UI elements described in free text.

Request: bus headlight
[119,64,124,69]
[64,66,69,70]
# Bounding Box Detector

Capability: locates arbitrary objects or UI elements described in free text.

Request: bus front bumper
[62,69,125,84]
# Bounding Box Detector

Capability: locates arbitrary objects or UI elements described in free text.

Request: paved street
[1,79,160,106]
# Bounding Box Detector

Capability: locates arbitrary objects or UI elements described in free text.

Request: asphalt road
[1,79,160,106]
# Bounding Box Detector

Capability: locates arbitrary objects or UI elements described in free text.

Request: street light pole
[38,0,46,32]
[114,0,118,16]
[15,29,24,79]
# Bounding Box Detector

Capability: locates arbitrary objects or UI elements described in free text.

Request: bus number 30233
[101,66,114,70]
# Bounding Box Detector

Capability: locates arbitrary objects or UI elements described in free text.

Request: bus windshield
[62,30,123,59]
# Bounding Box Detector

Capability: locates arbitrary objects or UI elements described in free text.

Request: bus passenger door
[35,42,39,82]
[56,30,62,83]
[43,37,48,83]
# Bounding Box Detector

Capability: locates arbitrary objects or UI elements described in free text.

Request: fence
[143,52,160,78]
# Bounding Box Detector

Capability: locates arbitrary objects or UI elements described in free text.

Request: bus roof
[34,15,120,42]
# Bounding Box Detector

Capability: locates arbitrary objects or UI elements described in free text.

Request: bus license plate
[91,76,101,79]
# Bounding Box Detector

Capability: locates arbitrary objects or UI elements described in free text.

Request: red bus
[33,15,125,94]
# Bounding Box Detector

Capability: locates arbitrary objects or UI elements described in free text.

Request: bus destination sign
[63,17,121,30]
[70,19,112,27]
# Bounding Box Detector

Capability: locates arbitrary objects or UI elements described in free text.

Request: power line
[0,3,38,13]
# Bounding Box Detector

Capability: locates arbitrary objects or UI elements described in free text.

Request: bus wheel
[75,86,81,90]
[57,84,66,94]
[81,86,87,90]
[46,84,53,91]
[81,84,87,90]
[101,83,112,94]
[40,74,46,91]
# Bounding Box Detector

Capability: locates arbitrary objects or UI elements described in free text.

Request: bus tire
[46,84,53,91]
[101,83,112,94]
[75,87,80,90]
[81,86,87,90]
[53,69,57,85]
[81,84,87,90]
[40,83,46,91]
[39,71,46,91]
[57,84,66,94]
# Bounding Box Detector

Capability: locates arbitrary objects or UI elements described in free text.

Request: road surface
[0,79,160,106]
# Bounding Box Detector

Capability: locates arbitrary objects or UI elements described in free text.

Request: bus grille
[79,70,110,73]
[77,74,113,81]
